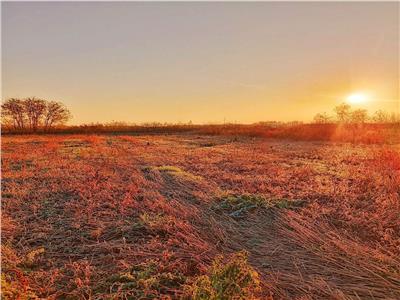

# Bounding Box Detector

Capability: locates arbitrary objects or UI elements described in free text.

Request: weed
[106,260,186,299]
[155,166,184,173]
[273,198,306,209]
[186,251,261,300]
[21,248,45,269]
[151,165,202,181]
[214,194,267,217]
[1,273,38,300]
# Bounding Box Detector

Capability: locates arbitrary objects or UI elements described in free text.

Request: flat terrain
[2,134,400,299]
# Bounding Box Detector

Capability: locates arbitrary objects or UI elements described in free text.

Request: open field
[2,134,400,299]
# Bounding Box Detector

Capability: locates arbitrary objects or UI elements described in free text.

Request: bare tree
[351,109,368,125]
[2,97,72,132]
[313,112,332,124]
[372,110,390,123]
[1,98,26,130]
[334,103,352,123]
[43,101,71,131]
[23,97,46,132]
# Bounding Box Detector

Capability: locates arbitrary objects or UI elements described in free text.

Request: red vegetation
[2,134,400,299]
[4,123,398,145]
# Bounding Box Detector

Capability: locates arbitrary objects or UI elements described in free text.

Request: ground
[2,134,400,299]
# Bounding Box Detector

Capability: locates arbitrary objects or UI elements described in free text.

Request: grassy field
[2,134,400,299]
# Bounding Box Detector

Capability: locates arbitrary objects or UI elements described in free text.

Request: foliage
[2,134,399,298]
[214,194,267,217]
[105,260,187,299]
[1,273,39,300]
[23,247,45,268]
[151,165,203,181]
[187,251,261,300]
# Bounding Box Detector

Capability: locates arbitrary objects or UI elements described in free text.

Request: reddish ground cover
[2,134,399,299]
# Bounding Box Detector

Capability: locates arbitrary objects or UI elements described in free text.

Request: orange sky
[2,2,399,124]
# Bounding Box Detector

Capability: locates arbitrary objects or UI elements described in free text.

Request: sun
[346,92,369,105]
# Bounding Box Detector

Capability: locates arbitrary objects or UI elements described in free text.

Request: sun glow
[346,92,369,105]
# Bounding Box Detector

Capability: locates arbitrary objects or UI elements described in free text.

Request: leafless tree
[43,101,71,131]
[2,97,72,132]
[372,110,390,123]
[350,109,368,125]
[23,97,46,132]
[1,98,26,130]
[334,103,352,123]
[313,112,332,124]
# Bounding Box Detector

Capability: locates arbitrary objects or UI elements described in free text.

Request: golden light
[346,92,369,104]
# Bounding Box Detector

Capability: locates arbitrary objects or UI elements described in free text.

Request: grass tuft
[150,165,202,181]
[186,251,261,300]
[105,260,187,299]
[214,194,267,218]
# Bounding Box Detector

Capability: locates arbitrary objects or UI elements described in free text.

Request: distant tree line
[1,97,71,132]
[313,103,399,125]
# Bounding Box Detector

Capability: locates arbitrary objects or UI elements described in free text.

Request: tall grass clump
[186,251,261,300]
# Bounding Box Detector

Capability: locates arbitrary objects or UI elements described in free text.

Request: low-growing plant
[1,273,38,300]
[23,247,45,268]
[106,260,186,299]
[186,251,261,300]
[151,165,202,181]
[142,166,202,182]
[273,198,305,209]
[214,194,267,217]
[154,166,184,173]
[214,194,306,217]
[3,134,399,299]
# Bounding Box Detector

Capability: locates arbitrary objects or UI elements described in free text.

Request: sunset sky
[2,2,399,124]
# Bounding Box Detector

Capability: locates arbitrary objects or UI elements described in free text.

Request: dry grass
[2,134,399,299]
[4,123,399,144]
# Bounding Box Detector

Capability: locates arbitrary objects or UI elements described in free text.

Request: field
[2,134,400,299]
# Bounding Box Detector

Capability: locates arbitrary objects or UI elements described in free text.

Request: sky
[2,2,399,124]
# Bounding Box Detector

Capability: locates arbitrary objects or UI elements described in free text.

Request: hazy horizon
[2,2,399,124]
